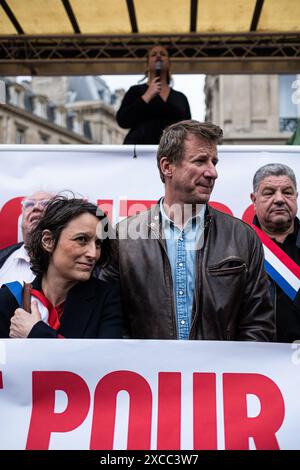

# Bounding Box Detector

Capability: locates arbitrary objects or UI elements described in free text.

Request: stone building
[0,76,126,145]
[31,76,126,144]
[205,74,299,144]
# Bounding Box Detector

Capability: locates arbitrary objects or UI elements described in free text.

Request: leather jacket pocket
[205,257,248,332]
[208,257,248,276]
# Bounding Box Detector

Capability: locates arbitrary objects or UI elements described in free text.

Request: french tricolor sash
[252,225,300,302]
[3,281,61,330]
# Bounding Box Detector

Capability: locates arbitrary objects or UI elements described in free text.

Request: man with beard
[0,191,54,286]
[101,120,275,341]
[251,163,300,342]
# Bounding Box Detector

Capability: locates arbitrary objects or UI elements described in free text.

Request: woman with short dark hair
[0,196,123,339]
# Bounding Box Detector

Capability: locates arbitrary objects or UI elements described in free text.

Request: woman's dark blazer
[0,276,123,339]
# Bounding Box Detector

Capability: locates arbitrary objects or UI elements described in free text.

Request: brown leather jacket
[100,203,275,341]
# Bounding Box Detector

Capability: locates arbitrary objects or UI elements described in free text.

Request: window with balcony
[34,99,47,119]
[55,108,66,127]
[15,127,25,144]
[279,75,299,132]
[9,85,24,108]
[39,133,50,144]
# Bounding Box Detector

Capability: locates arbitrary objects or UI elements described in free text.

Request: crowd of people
[0,46,299,343]
[0,117,299,343]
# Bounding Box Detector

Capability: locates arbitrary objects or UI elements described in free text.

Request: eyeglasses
[21,199,50,210]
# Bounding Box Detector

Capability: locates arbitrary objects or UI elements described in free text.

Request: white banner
[0,144,300,248]
[0,339,300,450]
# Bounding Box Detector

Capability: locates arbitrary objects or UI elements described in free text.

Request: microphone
[155,59,162,78]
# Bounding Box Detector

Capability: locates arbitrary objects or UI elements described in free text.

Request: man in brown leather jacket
[100,120,275,341]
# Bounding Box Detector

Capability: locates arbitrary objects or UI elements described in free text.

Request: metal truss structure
[0,32,300,76]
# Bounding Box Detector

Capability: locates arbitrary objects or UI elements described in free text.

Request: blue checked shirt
[160,200,206,339]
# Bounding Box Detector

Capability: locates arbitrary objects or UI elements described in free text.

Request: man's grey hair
[253,163,297,193]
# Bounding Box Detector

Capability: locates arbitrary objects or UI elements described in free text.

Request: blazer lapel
[59,281,96,337]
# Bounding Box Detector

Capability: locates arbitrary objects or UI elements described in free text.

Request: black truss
[0,32,300,75]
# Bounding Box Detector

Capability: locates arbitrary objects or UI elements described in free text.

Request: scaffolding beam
[0,33,300,75]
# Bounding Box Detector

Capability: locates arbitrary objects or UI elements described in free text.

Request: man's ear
[250,193,256,205]
[41,230,54,253]
[160,157,174,179]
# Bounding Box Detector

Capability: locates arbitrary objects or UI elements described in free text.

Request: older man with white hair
[0,190,54,286]
[251,163,300,342]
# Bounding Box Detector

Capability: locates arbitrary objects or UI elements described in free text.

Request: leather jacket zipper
[189,214,212,339]
[189,249,202,339]
[156,233,178,338]
[208,257,248,275]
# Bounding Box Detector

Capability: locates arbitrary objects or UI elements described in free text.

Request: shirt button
[179,290,184,295]
[178,262,183,267]
[181,320,185,325]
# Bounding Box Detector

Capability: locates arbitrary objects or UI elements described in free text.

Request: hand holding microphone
[142,58,163,103]
[151,59,162,94]
[155,59,162,79]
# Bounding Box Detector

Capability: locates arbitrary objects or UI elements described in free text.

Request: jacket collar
[0,242,24,269]
[146,201,161,239]
[253,214,300,247]
[295,217,300,248]
[146,199,213,244]
[32,276,97,336]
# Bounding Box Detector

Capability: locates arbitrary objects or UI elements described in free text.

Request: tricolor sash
[3,281,61,329]
[252,225,300,301]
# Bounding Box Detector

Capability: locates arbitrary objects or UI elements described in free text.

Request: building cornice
[0,102,92,143]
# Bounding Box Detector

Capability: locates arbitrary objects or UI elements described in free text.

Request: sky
[101,74,206,121]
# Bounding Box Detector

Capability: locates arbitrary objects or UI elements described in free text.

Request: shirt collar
[159,198,206,230]
[14,244,30,262]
